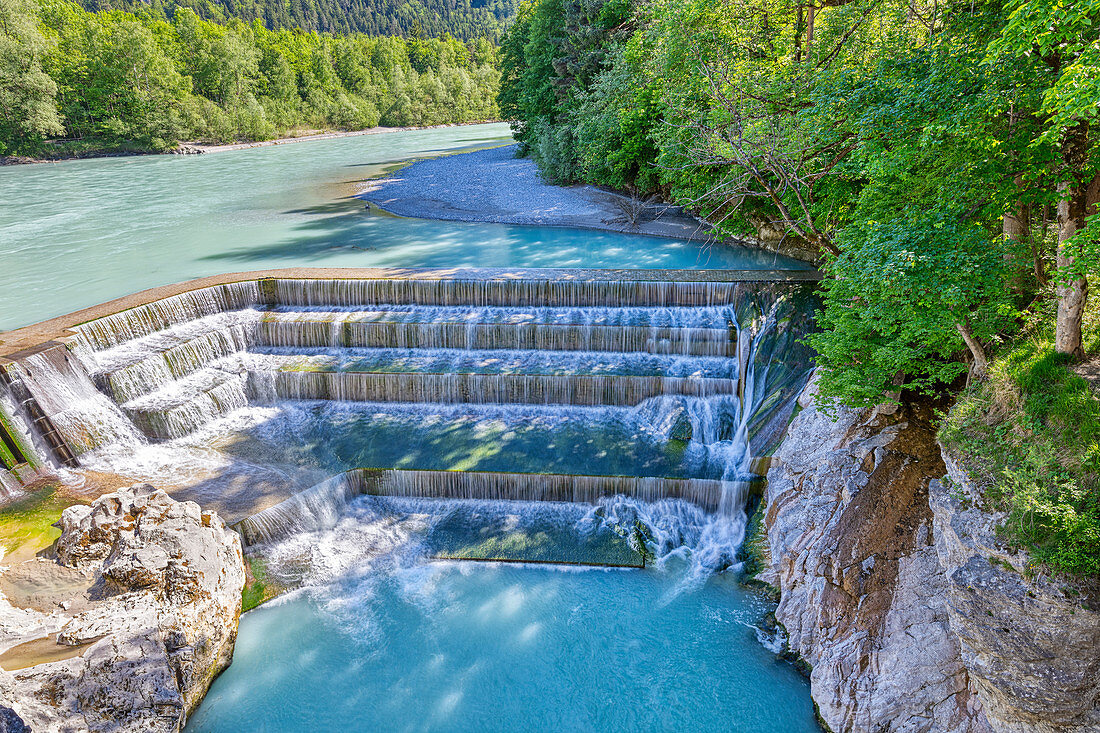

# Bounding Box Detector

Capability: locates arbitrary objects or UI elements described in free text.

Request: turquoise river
[0,122,794,332]
[0,124,819,731]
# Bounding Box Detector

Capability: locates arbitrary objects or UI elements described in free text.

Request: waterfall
[263,371,739,407]
[258,318,737,356]
[271,278,773,308]
[236,472,364,545]
[235,468,757,546]
[102,324,255,403]
[0,369,61,470]
[254,347,741,379]
[6,272,814,541]
[0,469,22,501]
[9,348,142,457]
[369,469,742,508]
[73,282,261,351]
[125,372,250,440]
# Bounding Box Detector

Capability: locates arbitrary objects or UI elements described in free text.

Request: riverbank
[0,121,499,166]
[360,144,723,242]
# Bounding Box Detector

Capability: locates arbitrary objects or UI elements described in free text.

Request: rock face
[931,457,1100,733]
[762,376,989,731]
[763,374,1100,732]
[0,485,245,732]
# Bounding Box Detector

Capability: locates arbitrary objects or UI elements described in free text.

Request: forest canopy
[0,0,502,156]
[77,0,519,41]
[500,0,1100,403]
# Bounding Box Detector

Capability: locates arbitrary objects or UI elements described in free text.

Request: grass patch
[241,556,286,612]
[0,484,85,556]
[940,332,1100,577]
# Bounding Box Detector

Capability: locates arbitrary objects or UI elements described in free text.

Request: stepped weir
[0,267,816,534]
[233,468,762,545]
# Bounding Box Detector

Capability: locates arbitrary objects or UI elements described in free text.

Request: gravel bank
[360,144,713,240]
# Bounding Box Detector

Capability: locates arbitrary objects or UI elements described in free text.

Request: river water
[0,124,817,731]
[186,496,819,733]
[0,123,795,331]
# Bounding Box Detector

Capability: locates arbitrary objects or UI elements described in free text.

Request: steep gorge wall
[931,457,1100,733]
[761,375,1099,732]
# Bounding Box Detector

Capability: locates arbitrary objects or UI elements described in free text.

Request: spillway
[234,468,759,545]
[0,268,816,557]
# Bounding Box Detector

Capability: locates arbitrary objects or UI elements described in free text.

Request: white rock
[1,484,244,732]
[764,374,990,732]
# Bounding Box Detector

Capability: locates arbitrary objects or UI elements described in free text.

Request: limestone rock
[763,374,989,732]
[1,485,244,732]
[931,457,1100,732]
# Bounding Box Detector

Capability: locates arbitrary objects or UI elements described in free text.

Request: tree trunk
[956,318,988,381]
[805,5,816,53]
[794,4,804,63]
[1004,191,1032,297]
[1036,203,1052,287]
[1055,180,1088,356]
[1034,238,1050,289]
[1055,123,1092,357]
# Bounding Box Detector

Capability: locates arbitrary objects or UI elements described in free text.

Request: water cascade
[73,282,261,351]
[2,348,139,459]
[2,270,815,568]
[235,468,755,545]
[0,469,20,500]
[262,371,740,406]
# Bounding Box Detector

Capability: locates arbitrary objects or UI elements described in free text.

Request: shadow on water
[199,202,396,262]
[197,195,793,271]
[341,140,516,169]
[280,199,368,216]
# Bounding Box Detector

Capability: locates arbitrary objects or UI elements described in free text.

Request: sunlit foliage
[0,0,501,155]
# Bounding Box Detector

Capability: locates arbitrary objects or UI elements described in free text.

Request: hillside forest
[0,0,501,156]
[78,0,520,41]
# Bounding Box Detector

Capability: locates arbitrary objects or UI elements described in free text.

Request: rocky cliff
[0,485,245,732]
[761,375,1099,732]
[931,457,1100,733]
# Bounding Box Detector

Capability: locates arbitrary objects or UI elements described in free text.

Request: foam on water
[9,274,812,598]
[186,495,820,732]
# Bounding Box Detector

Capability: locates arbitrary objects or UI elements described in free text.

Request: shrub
[940,335,1100,576]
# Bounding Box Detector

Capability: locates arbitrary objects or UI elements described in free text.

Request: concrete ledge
[0,267,820,361]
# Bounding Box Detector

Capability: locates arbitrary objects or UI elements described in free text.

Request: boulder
[1,485,244,732]
[931,457,1100,732]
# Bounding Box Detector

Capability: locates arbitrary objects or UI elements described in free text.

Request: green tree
[0,0,63,154]
[990,0,1100,357]
[811,212,1015,405]
[2,0,502,154]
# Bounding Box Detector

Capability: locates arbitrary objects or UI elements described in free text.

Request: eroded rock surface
[0,485,244,732]
[762,376,990,732]
[932,457,1100,733]
[764,374,1100,732]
